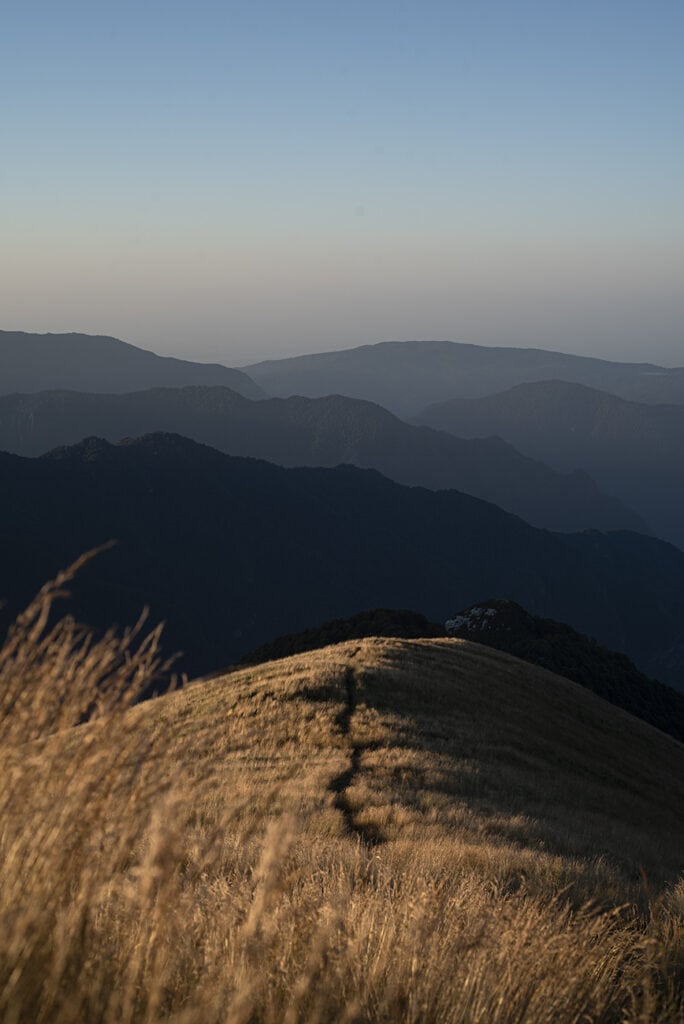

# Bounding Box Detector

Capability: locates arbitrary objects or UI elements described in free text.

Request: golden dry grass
[1,568,684,1022]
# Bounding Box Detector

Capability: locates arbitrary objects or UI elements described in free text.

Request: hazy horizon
[2,1,682,368]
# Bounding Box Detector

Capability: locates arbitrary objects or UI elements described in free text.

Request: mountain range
[1,431,683,687]
[5,330,684,1019]
[0,330,264,398]
[415,379,684,548]
[243,339,684,417]
[0,385,645,535]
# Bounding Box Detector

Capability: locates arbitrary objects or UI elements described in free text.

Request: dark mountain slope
[0,433,683,686]
[0,386,645,535]
[0,331,264,398]
[444,600,684,743]
[415,380,684,548]
[243,339,684,417]
[240,609,447,665]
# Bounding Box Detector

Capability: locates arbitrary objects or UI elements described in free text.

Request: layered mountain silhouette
[0,331,264,398]
[0,386,645,535]
[243,339,684,417]
[415,380,684,548]
[0,432,682,686]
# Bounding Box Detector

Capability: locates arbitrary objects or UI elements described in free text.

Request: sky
[1,0,683,367]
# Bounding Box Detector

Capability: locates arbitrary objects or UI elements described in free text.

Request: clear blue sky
[2,0,682,365]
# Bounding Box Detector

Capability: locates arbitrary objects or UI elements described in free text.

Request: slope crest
[134,637,684,882]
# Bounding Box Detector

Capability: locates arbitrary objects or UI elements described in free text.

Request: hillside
[0,330,265,398]
[128,636,684,882]
[5,631,684,1022]
[444,600,684,744]
[415,379,684,548]
[0,433,683,686]
[239,604,684,746]
[0,386,646,535]
[243,339,684,416]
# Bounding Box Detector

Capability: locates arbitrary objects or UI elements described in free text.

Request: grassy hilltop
[2,579,684,1023]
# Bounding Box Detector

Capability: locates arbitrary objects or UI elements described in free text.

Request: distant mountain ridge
[0,385,647,535]
[0,331,264,398]
[0,432,682,686]
[243,339,684,417]
[415,380,684,548]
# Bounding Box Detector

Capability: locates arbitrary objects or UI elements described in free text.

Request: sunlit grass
[1,563,683,1022]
